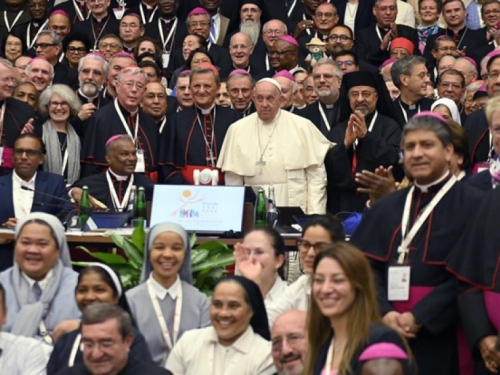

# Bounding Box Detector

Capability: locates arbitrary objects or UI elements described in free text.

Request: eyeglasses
[296,239,330,253]
[0,77,16,84]
[100,43,121,49]
[439,82,462,90]
[328,34,352,42]
[268,50,295,57]
[315,12,337,18]
[337,60,356,67]
[34,43,56,49]
[13,148,42,157]
[121,81,146,90]
[188,21,210,27]
[67,46,87,54]
[489,72,500,81]
[80,68,103,76]
[264,29,284,36]
[49,101,70,108]
[348,90,376,99]
[271,334,306,352]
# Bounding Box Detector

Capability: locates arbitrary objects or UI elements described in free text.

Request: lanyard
[398,100,420,123]
[26,20,48,49]
[106,170,134,211]
[61,147,69,175]
[73,0,88,22]
[318,102,332,132]
[147,278,183,365]
[375,25,391,49]
[91,16,110,50]
[0,102,6,146]
[397,175,456,264]
[140,3,157,24]
[353,111,378,148]
[68,333,81,367]
[324,338,335,373]
[114,100,139,144]
[302,14,311,35]
[4,10,24,32]
[158,17,178,53]
[265,54,270,71]
[195,107,217,167]
[287,0,297,17]
[159,117,167,133]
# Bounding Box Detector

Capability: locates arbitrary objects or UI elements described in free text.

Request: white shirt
[12,171,36,220]
[166,326,276,375]
[265,274,310,327]
[22,270,54,292]
[212,13,220,42]
[396,0,416,28]
[149,274,181,300]
[264,276,288,304]
[108,168,130,182]
[0,332,50,375]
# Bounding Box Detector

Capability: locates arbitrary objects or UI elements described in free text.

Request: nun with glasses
[126,223,211,366]
[47,263,152,374]
[0,212,80,344]
[166,275,276,375]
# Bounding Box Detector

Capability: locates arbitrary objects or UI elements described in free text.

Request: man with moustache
[12,82,38,112]
[218,77,333,214]
[175,70,194,111]
[257,35,300,80]
[81,67,159,180]
[24,57,53,93]
[297,58,349,137]
[271,310,308,375]
[77,53,110,114]
[142,82,169,133]
[324,71,401,214]
[436,69,467,123]
[226,69,255,117]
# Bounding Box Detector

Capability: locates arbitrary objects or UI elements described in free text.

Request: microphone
[21,185,77,208]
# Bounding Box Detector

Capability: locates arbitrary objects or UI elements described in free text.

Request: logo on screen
[170,189,205,218]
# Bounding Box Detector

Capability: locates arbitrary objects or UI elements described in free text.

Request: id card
[162,52,170,68]
[388,266,410,301]
[135,149,145,173]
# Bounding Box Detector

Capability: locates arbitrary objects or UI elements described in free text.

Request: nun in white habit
[0,212,80,344]
[126,222,211,366]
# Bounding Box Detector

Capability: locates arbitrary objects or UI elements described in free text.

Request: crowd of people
[0,0,499,373]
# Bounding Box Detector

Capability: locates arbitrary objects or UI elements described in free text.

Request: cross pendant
[256,158,266,174]
[206,153,216,167]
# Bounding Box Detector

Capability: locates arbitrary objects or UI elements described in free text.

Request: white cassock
[217,110,334,214]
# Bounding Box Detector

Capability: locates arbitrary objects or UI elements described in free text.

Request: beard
[80,82,99,97]
[240,20,261,47]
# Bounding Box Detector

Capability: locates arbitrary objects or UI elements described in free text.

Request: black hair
[302,214,346,242]
[246,227,286,279]
[62,31,91,54]
[332,50,359,66]
[1,30,27,59]
[437,68,465,88]
[137,51,164,71]
[184,47,214,70]
[14,133,46,155]
[138,60,161,77]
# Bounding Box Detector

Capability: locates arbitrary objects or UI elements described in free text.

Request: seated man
[218,78,333,214]
[72,135,154,211]
[57,303,171,375]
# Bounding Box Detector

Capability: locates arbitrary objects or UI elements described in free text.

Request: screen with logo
[150,185,246,233]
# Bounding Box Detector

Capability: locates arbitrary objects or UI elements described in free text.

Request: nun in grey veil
[0,212,80,343]
[126,222,211,366]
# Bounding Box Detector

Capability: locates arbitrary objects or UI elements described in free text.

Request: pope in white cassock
[217,78,334,214]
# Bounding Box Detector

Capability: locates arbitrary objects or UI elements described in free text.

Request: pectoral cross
[256,158,266,174]
[206,151,216,167]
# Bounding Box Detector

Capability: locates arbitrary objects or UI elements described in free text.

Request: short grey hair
[25,58,55,78]
[402,115,452,147]
[38,84,82,117]
[227,72,254,88]
[391,55,426,88]
[81,303,133,340]
[262,19,288,34]
[36,29,62,49]
[116,67,149,84]
[455,57,478,75]
[465,80,484,94]
[78,54,109,76]
[313,57,343,78]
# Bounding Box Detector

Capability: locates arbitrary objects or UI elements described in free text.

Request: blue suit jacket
[0,171,73,225]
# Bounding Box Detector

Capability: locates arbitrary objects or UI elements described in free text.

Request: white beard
[240,20,261,47]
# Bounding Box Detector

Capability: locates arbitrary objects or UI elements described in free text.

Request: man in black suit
[334,0,376,36]
[390,55,435,127]
[356,0,419,69]
[11,0,49,53]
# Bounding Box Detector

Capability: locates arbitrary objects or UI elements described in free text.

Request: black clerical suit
[350,175,484,375]
[334,0,377,36]
[80,100,159,179]
[296,99,350,137]
[53,0,90,25]
[392,97,435,127]
[158,105,241,184]
[324,111,401,214]
[53,62,79,90]
[356,24,420,68]
[55,356,172,375]
[72,13,120,50]
[464,109,491,167]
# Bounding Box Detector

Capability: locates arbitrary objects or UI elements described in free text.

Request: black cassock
[72,171,154,210]
[324,112,401,214]
[80,101,159,179]
[158,105,240,184]
[447,187,500,375]
[464,109,491,166]
[350,177,484,375]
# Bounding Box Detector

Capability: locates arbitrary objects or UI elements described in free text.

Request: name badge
[113,7,126,19]
[162,52,170,68]
[135,149,146,173]
[388,266,410,301]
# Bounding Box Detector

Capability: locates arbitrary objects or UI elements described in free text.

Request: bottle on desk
[79,186,91,226]
[267,185,278,228]
[132,187,147,248]
[255,187,267,228]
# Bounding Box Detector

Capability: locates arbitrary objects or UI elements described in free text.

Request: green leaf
[189,232,197,249]
[74,247,127,264]
[191,249,209,265]
[131,225,146,253]
[194,240,229,251]
[110,234,143,269]
[192,253,235,272]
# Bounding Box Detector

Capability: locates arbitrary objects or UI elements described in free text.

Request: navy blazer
[467,170,492,192]
[0,171,73,225]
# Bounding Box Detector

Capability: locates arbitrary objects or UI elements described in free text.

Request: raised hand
[233,242,263,286]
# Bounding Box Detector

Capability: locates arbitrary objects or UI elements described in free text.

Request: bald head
[48,13,71,40]
[263,19,287,47]
[270,39,299,70]
[230,32,253,69]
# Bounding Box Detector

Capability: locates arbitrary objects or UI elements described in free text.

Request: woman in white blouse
[166,275,276,375]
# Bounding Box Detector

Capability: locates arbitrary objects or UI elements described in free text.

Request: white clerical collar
[149,273,181,300]
[13,170,37,186]
[78,89,99,102]
[161,16,176,23]
[108,168,130,181]
[208,325,254,353]
[414,171,450,193]
[22,269,54,291]
[196,104,215,115]
[93,14,107,22]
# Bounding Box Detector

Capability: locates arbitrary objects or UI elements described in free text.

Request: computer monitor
[150,185,246,233]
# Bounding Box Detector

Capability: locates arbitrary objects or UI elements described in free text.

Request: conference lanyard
[73,0,88,22]
[195,107,217,167]
[91,16,110,50]
[302,14,311,35]
[287,0,297,18]
[158,17,178,53]
[61,148,69,176]
[4,10,24,32]
[398,100,420,123]
[106,170,134,212]
[318,102,333,132]
[26,20,48,49]
[147,277,183,364]
[375,25,391,50]
[114,100,140,144]
[68,333,81,367]
[140,3,157,24]
[397,175,456,264]
[159,117,167,134]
